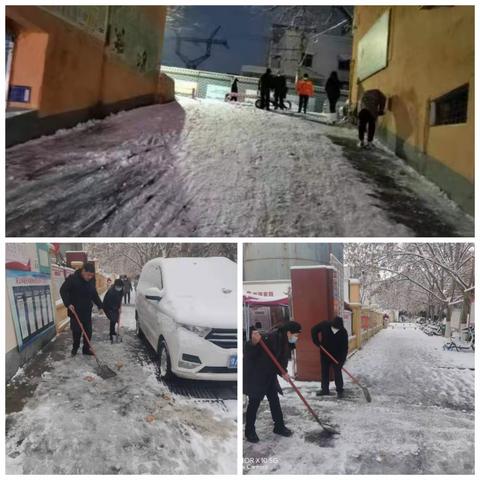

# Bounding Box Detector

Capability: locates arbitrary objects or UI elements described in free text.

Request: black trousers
[321,356,344,393]
[245,382,285,434]
[274,92,286,109]
[71,315,92,353]
[260,88,271,110]
[328,95,338,114]
[358,109,376,142]
[123,292,130,304]
[106,310,119,337]
[298,95,309,113]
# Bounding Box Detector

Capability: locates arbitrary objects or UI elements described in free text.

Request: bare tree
[345,243,474,336]
[85,243,237,277]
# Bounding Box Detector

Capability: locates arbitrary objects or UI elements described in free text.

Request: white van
[135,257,237,381]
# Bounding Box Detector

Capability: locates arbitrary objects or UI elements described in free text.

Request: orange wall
[6,6,168,117]
[8,31,48,110]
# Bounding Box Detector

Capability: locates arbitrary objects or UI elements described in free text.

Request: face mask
[288,335,298,344]
[115,287,123,292]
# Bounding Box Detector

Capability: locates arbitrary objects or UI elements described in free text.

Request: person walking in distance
[60,262,103,356]
[295,73,314,114]
[357,88,387,149]
[273,71,288,110]
[325,71,341,116]
[121,275,132,304]
[258,68,274,110]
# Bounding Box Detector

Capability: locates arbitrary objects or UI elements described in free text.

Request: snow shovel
[115,311,123,343]
[319,345,371,403]
[71,308,117,379]
[258,338,339,435]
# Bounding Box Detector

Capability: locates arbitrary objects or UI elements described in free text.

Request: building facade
[268,25,352,86]
[6,6,169,146]
[350,6,474,214]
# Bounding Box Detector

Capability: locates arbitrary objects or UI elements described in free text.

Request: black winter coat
[325,76,341,100]
[103,286,123,315]
[258,72,274,91]
[274,75,287,96]
[243,328,292,398]
[231,79,238,93]
[311,321,349,364]
[60,270,103,325]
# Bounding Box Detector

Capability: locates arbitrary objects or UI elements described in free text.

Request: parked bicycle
[255,96,292,111]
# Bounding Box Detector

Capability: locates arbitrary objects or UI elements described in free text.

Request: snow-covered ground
[6,98,473,237]
[6,296,237,475]
[243,322,474,474]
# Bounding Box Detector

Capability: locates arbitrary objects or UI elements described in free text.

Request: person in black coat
[325,71,341,114]
[311,316,349,398]
[120,275,132,304]
[103,278,124,343]
[258,68,274,110]
[273,73,288,110]
[244,321,302,443]
[230,77,239,101]
[60,262,103,356]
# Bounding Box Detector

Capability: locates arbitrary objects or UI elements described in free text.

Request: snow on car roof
[153,256,236,296]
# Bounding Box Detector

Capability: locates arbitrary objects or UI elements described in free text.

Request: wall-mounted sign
[357,9,390,81]
[8,85,31,103]
[6,244,38,271]
[6,271,55,350]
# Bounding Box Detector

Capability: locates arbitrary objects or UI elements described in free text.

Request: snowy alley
[5,299,237,475]
[243,323,474,475]
[6,98,473,237]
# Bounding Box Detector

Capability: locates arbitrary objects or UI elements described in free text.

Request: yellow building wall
[351,6,474,185]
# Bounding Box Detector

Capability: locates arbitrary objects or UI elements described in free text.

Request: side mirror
[145,286,164,302]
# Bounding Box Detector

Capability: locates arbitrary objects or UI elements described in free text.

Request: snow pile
[6,310,236,475]
[244,324,474,474]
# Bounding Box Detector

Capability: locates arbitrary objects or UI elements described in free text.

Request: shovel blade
[97,364,117,379]
[361,385,372,403]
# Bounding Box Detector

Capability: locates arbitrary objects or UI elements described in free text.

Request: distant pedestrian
[230,77,239,102]
[103,279,124,343]
[244,321,302,443]
[357,88,387,149]
[121,275,132,304]
[325,71,341,114]
[273,72,288,110]
[60,262,103,356]
[311,316,349,398]
[258,68,274,110]
[295,73,314,114]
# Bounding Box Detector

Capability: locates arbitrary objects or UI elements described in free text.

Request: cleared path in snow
[243,323,474,475]
[6,98,473,237]
[6,307,236,475]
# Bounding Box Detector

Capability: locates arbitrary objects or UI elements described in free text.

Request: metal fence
[161,65,348,113]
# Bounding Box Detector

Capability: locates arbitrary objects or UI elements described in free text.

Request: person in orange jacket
[296,73,314,114]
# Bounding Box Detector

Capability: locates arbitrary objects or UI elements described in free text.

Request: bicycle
[255,97,292,111]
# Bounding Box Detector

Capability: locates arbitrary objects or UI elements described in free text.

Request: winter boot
[110,335,114,344]
[357,140,365,148]
[245,431,260,443]
[316,390,331,396]
[273,424,293,437]
[71,348,78,357]
[337,390,345,399]
[365,141,374,150]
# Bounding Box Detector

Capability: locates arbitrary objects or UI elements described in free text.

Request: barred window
[432,84,469,126]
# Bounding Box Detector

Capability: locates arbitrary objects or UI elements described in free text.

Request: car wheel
[158,339,174,381]
[135,311,143,337]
